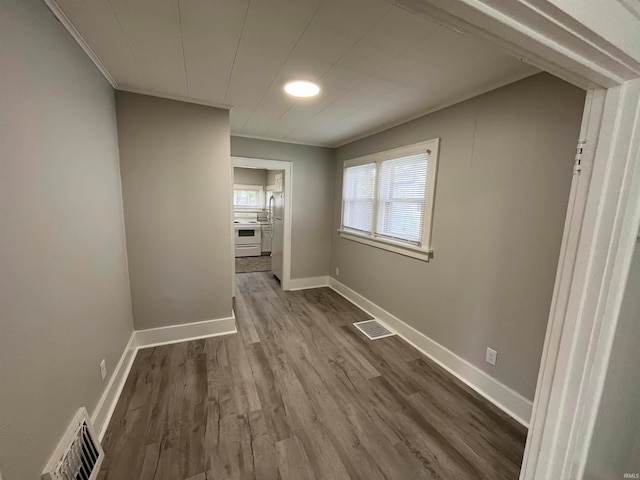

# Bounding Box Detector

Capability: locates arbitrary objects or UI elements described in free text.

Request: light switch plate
[486,347,498,366]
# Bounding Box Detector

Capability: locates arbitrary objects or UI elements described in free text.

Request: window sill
[338,229,432,262]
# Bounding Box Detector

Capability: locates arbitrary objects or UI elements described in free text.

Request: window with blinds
[340,139,439,261]
[343,163,376,233]
[376,153,428,244]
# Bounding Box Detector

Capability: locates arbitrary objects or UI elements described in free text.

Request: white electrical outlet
[486,347,497,366]
[336,267,340,276]
[100,359,107,380]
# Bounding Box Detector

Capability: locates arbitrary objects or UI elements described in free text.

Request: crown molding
[116,86,232,110]
[395,0,640,89]
[618,0,640,20]
[334,67,539,148]
[232,133,332,149]
[43,0,117,88]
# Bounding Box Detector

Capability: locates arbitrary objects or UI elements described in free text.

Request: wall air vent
[354,319,396,340]
[42,408,104,480]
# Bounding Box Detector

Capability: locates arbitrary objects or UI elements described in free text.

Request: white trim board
[91,314,237,440]
[328,277,533,427]
[43,0,117,88]
[135,314,237,349]
[287,276,330,291]
[91,331,138,440]
[117,86,232,110]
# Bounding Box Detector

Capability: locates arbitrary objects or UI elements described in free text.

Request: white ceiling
[54,0,539,147]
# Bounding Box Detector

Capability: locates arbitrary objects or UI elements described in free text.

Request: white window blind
[343,163,376,233]
[375,153,428,245]
[339,138,439,261]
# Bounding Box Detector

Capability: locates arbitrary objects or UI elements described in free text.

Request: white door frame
[231,156,293,291]
[394,1,640,478]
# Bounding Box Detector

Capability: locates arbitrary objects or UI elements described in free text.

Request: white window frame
[233,184,264,210]
[339,138,440,262]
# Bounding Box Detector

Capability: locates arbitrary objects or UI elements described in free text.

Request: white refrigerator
[270,192,284,282]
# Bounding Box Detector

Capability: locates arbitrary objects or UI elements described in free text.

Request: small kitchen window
[339,138,440,261]
[234,184,264,209]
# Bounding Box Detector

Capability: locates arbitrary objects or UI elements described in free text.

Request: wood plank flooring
[98,272,526,480]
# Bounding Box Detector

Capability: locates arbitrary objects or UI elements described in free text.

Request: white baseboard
[92,314,237,440]
[287,276,330,291]
[135,314,237,349]
[91,331,138,440]
[328,277,533,427]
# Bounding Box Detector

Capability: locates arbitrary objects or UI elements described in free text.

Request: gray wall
[584,238,640,478]
[0,0,134,478]
[331,73,585,400]
[116,92,232,330]
[231,137,334,279]
[234,167,268,187]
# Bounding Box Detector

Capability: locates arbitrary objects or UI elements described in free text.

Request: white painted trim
[43,407,104,479]
[380,3,640,478]
[328,277,533,426]
[396,0,640,89]
[343,139,438,167]
[117,86,232,110]
[42,0,117,88]
[233,71,537,148]
[135,314,237,349]
[91,332,138,440]
[519,89,604,478]
[333,68,538,147]
[287,276,330,291]
[41,0,640,474]
[339,230,432,261]
[572,80,640,477]
[233,133,331,149]
[339,138,440,258]
[618,0,640,20]
[231,156,293,291]
[91,315,237,441]
[521,81,640,480]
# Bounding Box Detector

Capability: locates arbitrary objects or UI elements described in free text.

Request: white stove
[234,213,262,257]
[234,213,259,225]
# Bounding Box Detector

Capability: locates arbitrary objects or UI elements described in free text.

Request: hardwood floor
[98,272,526,480]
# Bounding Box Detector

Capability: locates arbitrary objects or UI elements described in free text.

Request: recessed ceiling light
[284,80,320,98]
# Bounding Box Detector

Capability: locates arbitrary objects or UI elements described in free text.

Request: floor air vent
[354,319,396,340]
[42,408,104,480]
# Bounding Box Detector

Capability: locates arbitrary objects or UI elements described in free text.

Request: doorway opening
[231,156,293,293]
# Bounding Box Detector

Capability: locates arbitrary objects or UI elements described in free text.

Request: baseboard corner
[91,331,138,441]
[135,315,237,349]
[91,314,238,440]
[287,276,330,291]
